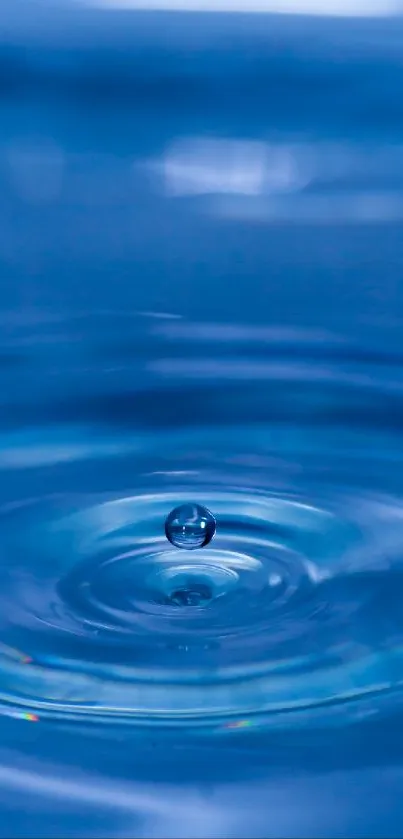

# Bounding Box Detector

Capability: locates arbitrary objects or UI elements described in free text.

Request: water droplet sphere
[165,504,216,550]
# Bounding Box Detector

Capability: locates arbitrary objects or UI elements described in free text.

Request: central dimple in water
[150,559,241,608]
[168,581,213,607]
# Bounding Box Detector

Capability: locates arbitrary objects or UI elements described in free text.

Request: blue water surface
[2,3,403,836]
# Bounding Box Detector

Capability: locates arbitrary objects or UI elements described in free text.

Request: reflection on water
[3,4,403,838]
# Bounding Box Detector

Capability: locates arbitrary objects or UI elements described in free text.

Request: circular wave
[1,479,403,731]
[2,319,403,732]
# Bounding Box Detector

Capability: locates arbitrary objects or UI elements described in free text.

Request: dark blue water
[3,4,403,835]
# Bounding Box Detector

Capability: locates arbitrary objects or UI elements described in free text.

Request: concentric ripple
[1,483,403,730]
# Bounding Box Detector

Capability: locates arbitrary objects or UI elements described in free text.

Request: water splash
[0,476,401,731]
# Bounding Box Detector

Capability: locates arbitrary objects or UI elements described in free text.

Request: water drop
[165,503,216,550]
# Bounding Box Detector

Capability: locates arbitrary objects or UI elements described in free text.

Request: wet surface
[2,6,403,836]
